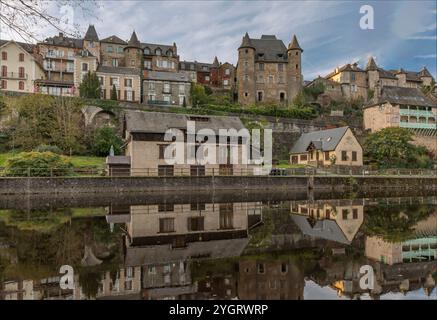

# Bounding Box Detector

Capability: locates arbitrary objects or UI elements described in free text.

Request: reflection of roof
[124,110,246,134]
[365,86,436,108]
[290,126,349,154]
[290,214,351,245]
[124,238,249,266]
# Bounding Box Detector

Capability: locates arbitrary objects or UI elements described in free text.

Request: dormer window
[277,53,283,58]
[258,53,264,59]
[144,47,150,55]
[155,48,162,55]
[166,50,173,57]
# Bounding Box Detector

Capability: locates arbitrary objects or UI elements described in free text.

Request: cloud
[415,54,437,59]
[408,36,437,40]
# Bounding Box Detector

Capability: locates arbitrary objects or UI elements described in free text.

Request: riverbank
[0,175,436,195]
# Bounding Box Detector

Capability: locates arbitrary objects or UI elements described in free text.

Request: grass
[0,152,105,168]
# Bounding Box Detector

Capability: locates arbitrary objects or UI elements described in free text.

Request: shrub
[91,126,123,157]
[34,144,63,154]
[4,151,73,177]
[111,85,118,101]
[79,71,101,99]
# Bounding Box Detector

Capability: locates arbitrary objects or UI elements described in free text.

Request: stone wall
[0,175,435,195]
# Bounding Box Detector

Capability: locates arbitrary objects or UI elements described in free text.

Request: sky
[1,0,436,81]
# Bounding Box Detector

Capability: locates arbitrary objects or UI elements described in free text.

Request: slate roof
[141,42,175,56]
[106,156,131,165]
[41,33,83,48]
[127,31,141,48]
[144,70,191,82]
[325,63,365,78]
[288,35,303,52]
[179,60,197,71]
[290,126,350,154]
[291,214,351,245]
[418,67,432,78]
[377,68,397,79]
[97,65,142,76]
[124,110,246,134]
[84,25,99,41]
[249,34,288,62]
[100,35,127,45]
[364,86,436,108]
[0,39,35,53]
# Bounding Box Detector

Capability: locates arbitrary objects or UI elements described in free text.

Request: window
[125,280,132,291]
[107,46,113,53]
[256,74,264,83]
[352,208,358,219]
[325,152,330,161]
[341,151,347,161]
[18,81,24,90]
[225,68,230,75]
[159,144,168,159]
[352,151,357,161]
[112,58,118,67]
[244,61,248,68]
[144,47,150,55]
[268,75,274,83]
[131,59,135,66]
[1,51,6,60]
[244,74,249,81]
[1,80,7,89]
[110,77,119,86]
[296,64,299,70]
[117,46,123,53]
[159,218,175,233]
[351,73,356,81]
[187,217,204,231]
[191,203,206,211]
[148,81,155,91]
[281,263,288,274]
[257,263,265,274]
[278,63,284,72]
[258,63,264,71]
[126,267,134,278]
[163,83,170,93]
[179,84,185,94]
[223,79,229,86]
[300,154,307,161]
[163,95,171,103]
[125,90,133,101]
[257,91,263,102]
[219,208,233,229]
[1,66,7,77]
[155,48,162,55]
[19,53,24,62]
[124,78,132,87]
[158,203,174,212]
[278,75,284,83]
[342,209,348,220]
[148,266,156,275]
[244,92,248,97]
[205,75,210,81]
[18,67,25,78]
[190,165,205,176]
[158,165,174,176]
[166,50,173,57]
[98,76,104,85]
[82,63,88,72]
[144,60,152,69]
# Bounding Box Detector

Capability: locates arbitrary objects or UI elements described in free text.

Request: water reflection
[0,196,435,300]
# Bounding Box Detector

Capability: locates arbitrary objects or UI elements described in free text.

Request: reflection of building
[238,259,304,300]
[290,200,364,245]
[289,126,363,167]
[365,213,437,265]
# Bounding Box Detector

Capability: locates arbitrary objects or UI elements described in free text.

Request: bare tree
[0,0,99,42]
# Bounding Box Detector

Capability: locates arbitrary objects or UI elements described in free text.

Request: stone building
[289,126,363,167]
[0,40,45,93]
[236,33,303,106]
[96,66,142,102]
[108,110,255,176]
[304,76,343,106]
[99,35,127,68]
[142,70,191,106]
[325,63,368,101]
[363,86,436,156]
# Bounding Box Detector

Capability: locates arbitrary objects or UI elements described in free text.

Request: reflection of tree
[0,209,71,233]
[78,267,102,299]
[362,203,434,243]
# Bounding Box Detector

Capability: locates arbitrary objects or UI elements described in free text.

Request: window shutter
[124,90,127,100]
[132,90,135,101]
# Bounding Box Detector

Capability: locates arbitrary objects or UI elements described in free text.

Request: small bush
[91,126,123,157]
[4,151,73,177]
[34,144,63,154]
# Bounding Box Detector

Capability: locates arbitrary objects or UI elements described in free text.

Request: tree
[4,151,73,177]
[91,126,123,157]
[190,83,209,107]
[182,96,187,108]
[0,0,98,42]
[364,127,432,168]
[111,84,118,101]
[79,71,101,99]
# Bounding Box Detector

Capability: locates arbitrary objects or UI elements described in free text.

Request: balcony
[0,72,28,79]
[400,121,436,129]
[399,109,435,117]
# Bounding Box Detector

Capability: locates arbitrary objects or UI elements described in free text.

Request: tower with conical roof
[124,30,143,69]
[83,24,100,62]
[237,32,256,105]
[365,56,381,91]
[287,34,303,102]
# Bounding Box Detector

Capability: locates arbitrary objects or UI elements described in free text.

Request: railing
[399,109,435,117]
[399,121,436,129]
[0,72,28,79]
[0,166,436,178]
[147,100,172,106]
